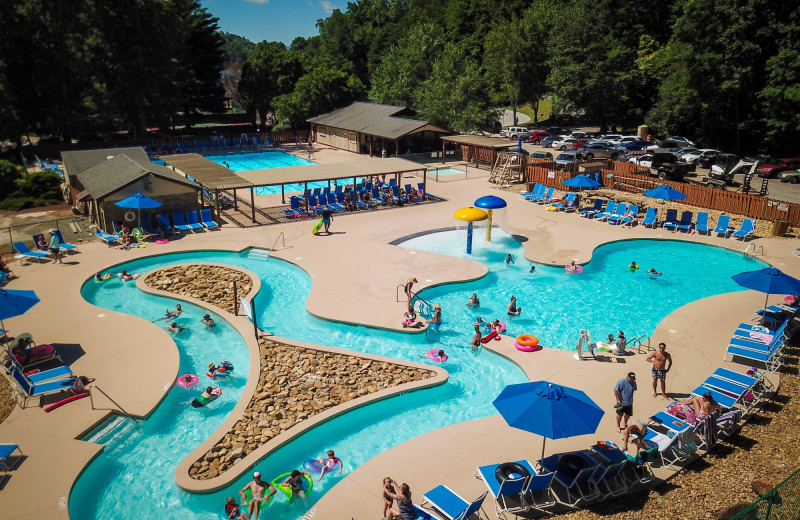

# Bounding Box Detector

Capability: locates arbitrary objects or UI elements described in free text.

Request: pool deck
[0,145,798,519]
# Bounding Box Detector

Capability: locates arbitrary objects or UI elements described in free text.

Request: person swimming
[529,265,536,273]
[94,272,114,281]
[505,254,514,265]
[647,268,662,276]
[466,293,479,307]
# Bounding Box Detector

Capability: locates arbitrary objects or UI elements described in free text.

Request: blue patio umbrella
[732,267,800,317]
[493,381,605,463]
[115,193,162,229]
[562,175,601,190]
[0,289,40,335]
[643,184,686,201]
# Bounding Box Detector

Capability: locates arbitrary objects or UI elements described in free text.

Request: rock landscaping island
[141,264,435,481]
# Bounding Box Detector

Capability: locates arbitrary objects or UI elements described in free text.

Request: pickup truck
[648,150,691,180]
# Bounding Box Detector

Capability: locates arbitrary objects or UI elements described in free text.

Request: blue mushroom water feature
[474,195,507,242]
[454,207,488,255]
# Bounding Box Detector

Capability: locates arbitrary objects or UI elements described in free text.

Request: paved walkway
[500,109,531,127]
[0,147,797,519]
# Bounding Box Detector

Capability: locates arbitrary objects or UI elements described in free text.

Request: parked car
[758,158,800,178]
[697,150,721,169]
[552,137,581,150]
[601,134,623,143]
[501,126,529,139]
[647,139,693,150]
[546,126,571,136]
[668,136,697,147]
[711,155,756,185]
[621,140,651,151]
[618,136,642,145]
[779,168,800,184]
[525,131,552,144]
[568,131,587,139]
[578,143,623,160]
[681,149,719,165]
[629,153,654,168]
[649,150,691,180]
[541,136,559,148]
[529,151,554,161]
[555,151,582,169]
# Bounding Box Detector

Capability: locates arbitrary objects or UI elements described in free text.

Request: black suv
[650,150,691,180]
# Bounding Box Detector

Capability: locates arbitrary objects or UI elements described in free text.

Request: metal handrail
[89,384,141,423]
[266,232,291,259]
[395,285,434,317]
[628,334,653,354]
[744,243,764,257]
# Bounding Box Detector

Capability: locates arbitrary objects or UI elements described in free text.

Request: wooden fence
[523,160,800,226]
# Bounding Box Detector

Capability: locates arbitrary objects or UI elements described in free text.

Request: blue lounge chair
[418,182,432,199]
[23,364,73,383]
[713,367,774,396]
[156,215,176,235]
[695,212,709,234]
[662,209,679,230]
[724,338,784,372]
[713,215,732,236]
[95,231,120,245]
[522,184,545,200]
[9,365,77,408]
[372,188,386,205]
[580,199,604,218]
[606,203,628,224]
[421,485,487,520]
[312,187,322,197]
[475,461,529,516]
[0,443,23,474]
[12,242,49,263]
[700,376,758,411]
[732,219,756,240]
[593,201,616,221]
[199,209,219,229]
[540,453,601,506]
[550,193,576,211]
[185,211,204,231]
[621,205,640,226]
[640,207,657,227]
[676,211,694,232]
[522,471,557,511]
[32,233,49,253]
[689,385,739,411]
[53,230,78,253]
[590,460,628,499]
[307,195,324,213]
[528,186,552,204]
[172,212,192,232]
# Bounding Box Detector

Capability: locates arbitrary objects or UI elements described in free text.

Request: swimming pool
[429,167,467,177]
[205,151,346,197]
[69,237,765,520]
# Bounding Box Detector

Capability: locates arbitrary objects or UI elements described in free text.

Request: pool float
[92,276,114,283]
[25,344,55,359]
[515,334,542,352]
[303,456,344,474]
[481,322,506,343]
[207,363,234,379]
[565,265,583,274]
[219,505,247,520]
[427,348,448,362]
[193,388,223,407]
[628,264,639,272]
[177,374,199,388]
[44,392,88,413]
[494,461,531,483]
[311,218,323,235]
[241,488,272,507]
[666,402,698,425]
[156,239,169,245]
[271,472,313,499]
[785,295,796,304]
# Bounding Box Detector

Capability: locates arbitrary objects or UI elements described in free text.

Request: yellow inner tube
[516,334,539,347]
[629,264,639,270]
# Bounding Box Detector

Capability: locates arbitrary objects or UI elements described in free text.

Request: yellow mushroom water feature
[454,207,488,254]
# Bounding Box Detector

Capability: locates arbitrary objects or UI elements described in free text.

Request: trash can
[772,219,789,237]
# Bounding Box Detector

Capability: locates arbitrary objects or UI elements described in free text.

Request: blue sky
[200,0,341,46]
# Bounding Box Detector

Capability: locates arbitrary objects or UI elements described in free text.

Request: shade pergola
[162,154,428,225]
[441,135,518,167]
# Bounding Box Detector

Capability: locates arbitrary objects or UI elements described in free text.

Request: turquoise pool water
[204,151,345,196]
[429,167,466,177]
[69,236,765,520]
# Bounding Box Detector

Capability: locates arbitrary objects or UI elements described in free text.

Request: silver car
[579,143,623,161]
[555,151,582,169]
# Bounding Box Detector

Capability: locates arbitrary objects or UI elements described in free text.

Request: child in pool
[315,449,343,481]
[529,265,536,273]
[505,254,514,265]
[166,322,185,333]
[201,314,216,327]
[282,469,311,504]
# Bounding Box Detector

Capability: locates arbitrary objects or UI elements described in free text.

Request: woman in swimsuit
[507,296,522,316]
[385,481,416,520]
[621,418,648,452]
[683,392,721,419]
[466,293,479,307]
[404,277,417,306]
[470,323,482,348]
[282,469,311,503]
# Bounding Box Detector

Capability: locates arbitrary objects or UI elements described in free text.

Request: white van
[501,126,530,140]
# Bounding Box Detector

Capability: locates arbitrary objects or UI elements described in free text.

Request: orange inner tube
[516,334,539,347]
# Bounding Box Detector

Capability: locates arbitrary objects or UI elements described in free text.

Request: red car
[572,138,590,150]
[758,158,800,178]
[526,131,552,144]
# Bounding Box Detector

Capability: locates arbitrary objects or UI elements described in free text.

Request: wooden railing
[522,160,800,226]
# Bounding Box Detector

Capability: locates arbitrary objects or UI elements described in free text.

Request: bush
[0,197,36,211]
[16,171,62,200]
[0,160,22,198]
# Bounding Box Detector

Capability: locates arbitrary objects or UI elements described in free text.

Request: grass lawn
[506,100,552,126]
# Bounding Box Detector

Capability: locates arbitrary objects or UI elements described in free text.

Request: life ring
[271,472,314,499]
[628,264,639,271]
[516,335,539,347]
[494,462,531,483]
[427,348,448,362]
[177,374,199,388]
[156,239,169,245]
[28,344,55,358]
[515,341,542,352]
[565,265,583,274]
[303,457,344,474]
[124,211,136,222]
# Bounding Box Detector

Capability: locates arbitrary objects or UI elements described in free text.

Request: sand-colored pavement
[0,149,797,519]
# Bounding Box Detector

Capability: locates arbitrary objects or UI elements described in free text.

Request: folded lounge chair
[732,219,756,240]
[421,485,487,520]
[695,212,710,234]
[12,242,49,263]
[199,209,219,229]
[713,215,733,236]
[641,207,657,227]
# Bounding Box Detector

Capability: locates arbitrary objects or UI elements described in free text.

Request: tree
[237,41,303,126]
[275,67,365,126]
[0,160,23,199]
[484,17,538,126]
[220,31,256,62]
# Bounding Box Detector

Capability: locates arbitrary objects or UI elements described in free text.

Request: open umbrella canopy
[562,175,601,189]
[0,289,40,321]
[732,267,800,296]
[114,193,162,209]
[643,184,686,201]
[493,381,604,440]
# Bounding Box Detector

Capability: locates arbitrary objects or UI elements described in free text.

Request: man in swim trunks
[613,372,637,433]
[320,207,333,234]
[646,342,673,399]
[240,472,276,520]
[507,296,521,316]
[316,449,343,481]
[620,418,648,453]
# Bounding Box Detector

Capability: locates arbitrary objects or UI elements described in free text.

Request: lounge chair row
[285,184,428,219]
[94,210,219,244]
[145,136,275,155]
[2,335,76,408]
[12,230,79,264]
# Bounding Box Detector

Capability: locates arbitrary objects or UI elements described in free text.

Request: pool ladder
[628,334,653,354]
[266,232,292,259]
[743,243,764,258]
[396,285,434,318]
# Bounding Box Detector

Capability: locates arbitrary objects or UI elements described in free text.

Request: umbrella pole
[762,291,771,325]
[540,438,546,470]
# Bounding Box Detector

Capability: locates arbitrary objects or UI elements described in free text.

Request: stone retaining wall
[144,264,252,314]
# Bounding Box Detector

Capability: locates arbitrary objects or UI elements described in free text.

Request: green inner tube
[242,487,272,507]
[271,472,313,498]
[92,276,114,283]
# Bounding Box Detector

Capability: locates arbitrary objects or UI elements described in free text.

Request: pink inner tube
[427,348,448,362]
[29,344,55,357]
[565,265,583,274]
[177,374,200,388]
[515,341,542,352]
[785,295,796,303]
[156,239,169,245]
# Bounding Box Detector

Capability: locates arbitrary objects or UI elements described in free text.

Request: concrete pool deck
[0,147,798,519]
